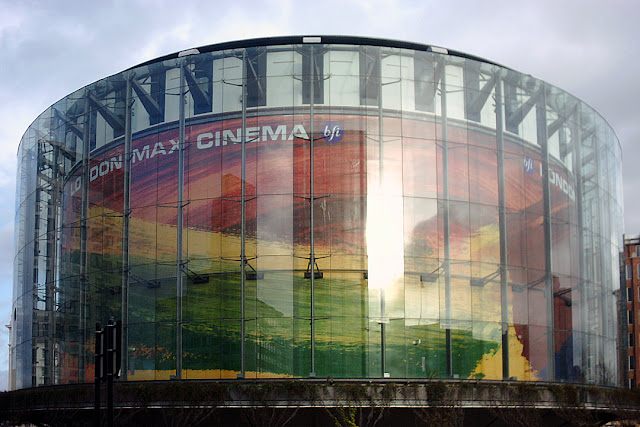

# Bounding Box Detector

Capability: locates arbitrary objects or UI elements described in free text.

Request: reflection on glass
[12,39,623,389]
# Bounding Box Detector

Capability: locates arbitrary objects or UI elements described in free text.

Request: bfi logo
[322,122,343,143]
[523,155,535,175]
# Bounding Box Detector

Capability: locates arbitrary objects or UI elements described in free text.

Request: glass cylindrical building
[12,36,623,389]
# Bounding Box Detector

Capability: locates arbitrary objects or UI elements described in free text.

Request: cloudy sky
[0,0,638,390]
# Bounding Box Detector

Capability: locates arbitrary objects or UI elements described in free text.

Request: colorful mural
[59,113,578,382]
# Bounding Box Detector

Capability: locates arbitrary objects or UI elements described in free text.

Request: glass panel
[266,49,295,107]
[444,64,464,121]
[326,47,359,107]
[403,138,437,198]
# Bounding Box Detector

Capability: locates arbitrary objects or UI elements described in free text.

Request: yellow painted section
[469,324,541,381]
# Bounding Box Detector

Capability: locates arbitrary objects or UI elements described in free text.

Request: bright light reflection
[366,192,404,290]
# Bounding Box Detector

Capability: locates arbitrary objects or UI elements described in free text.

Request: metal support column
[239,50,248,379]
[94,322,102,427]
[593,124,607,383]
[571,105,586,378]
[439,59,453,378]
[176,60,186,379]
[79,93,91,382]
[377,47,387,378]
[536,84,555,381]
[495,74,510,379]
[309,45,317,378]
[42,132,61,385]
[120,74,133,380]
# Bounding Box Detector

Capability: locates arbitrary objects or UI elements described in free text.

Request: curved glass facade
[12,36,623,389]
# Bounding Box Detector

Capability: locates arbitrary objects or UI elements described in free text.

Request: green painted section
[124,264,500,379]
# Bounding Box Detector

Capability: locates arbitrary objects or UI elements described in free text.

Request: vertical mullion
[537,84,555,381]
[495,73,510,379]
[120,74,132,380]
[176,61,186,379]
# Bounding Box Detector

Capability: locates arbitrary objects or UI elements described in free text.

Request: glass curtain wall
[12,39,624,389]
